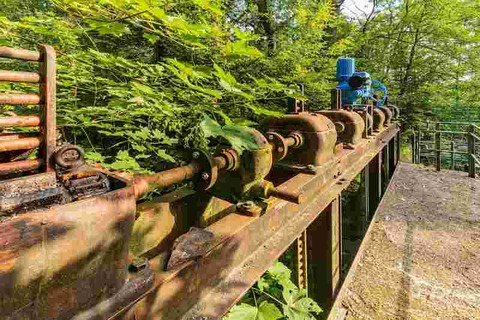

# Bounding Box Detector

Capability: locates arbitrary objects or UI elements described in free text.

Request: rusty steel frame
[108,124,400,320]
[0,45,56,174]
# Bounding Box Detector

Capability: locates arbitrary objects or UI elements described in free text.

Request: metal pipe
[0,70,41,83]
[0,133,36,141]
[0,46,40,61]
[133,154,230,199]
[133,163,202,199]
[0,159,42,175]
[0,137,41,152]
[0,116,40,128]
[0,94,41,105]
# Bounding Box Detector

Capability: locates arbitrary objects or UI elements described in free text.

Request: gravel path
[337,163,480,320]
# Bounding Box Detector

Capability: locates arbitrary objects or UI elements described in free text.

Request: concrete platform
[330,163,480,320]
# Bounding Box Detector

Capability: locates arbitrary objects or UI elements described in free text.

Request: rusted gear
[54,144,85,169]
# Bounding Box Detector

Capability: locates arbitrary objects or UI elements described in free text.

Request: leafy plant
[224,262,322,320]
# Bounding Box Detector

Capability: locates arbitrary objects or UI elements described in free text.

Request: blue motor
[335,58,387,107]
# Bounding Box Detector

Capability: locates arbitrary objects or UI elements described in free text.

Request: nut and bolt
[268,135,274,141]
[201,172,210,180]
[192,151,200,159]
[307,164,315,171]
[237,201,254,210]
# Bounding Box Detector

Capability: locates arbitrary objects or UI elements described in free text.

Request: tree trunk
[256,0,275,55]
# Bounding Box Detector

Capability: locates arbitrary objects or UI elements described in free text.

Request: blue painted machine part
[336,58,355,82]
[335,57,388,106]
[371,79,388,106]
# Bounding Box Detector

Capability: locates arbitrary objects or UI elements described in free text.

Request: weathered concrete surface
[333,163,480,320]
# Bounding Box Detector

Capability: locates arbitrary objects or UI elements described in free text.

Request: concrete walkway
[331,163,480,320]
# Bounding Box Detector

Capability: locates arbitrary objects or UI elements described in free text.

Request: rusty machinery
[0,46,305,319]
[0,46,401,320]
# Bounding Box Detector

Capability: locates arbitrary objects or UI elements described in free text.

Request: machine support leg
[389,139,395,179]
[382,145,389,193]
[363,164,370,231]
[307,196,341,311]
[368,154,381,219]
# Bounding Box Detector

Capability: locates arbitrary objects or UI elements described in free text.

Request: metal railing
[411,121,479,178]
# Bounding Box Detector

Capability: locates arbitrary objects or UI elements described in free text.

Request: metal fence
[411,121,480,178]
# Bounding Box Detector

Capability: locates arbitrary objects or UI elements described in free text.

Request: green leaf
[268,261,292,282]
[223,302,282,320]
[143,33,160,44]
[85,151,105,163]
[156,149,175,162]
[224,304,257,320]
[131,82,155,95]
[257,301,282,320]
[200,116,261,153]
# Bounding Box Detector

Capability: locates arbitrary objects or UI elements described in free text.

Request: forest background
[1,0,479,173]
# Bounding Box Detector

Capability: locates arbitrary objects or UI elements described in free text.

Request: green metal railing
[411,122,479,178]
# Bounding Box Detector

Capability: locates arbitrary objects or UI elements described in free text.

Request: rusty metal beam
[0,116,40,128]
[0,70,41,83]
[0,137,41,152]
[114,124,399,320]
[307,195,341,311]
[0,159,42,176]
[38,44,56,172]
[0,93,41,105]
[0,46,40,61]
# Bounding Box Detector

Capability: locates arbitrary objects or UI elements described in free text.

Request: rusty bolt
[201,172,209,180]
[278,147,284,152]
[267,135,274,141]
[192,151,200,159]
[307,164,315,171]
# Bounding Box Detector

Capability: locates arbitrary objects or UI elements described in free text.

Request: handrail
[473,154,480,167]
[412,121,478,178]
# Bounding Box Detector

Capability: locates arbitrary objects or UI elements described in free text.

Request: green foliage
[224,262,322,320]
[0,0,343,175]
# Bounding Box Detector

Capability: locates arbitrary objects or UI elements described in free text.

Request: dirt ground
[336,163,480,320]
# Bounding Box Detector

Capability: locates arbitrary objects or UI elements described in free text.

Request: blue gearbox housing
[336,58,387,107]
